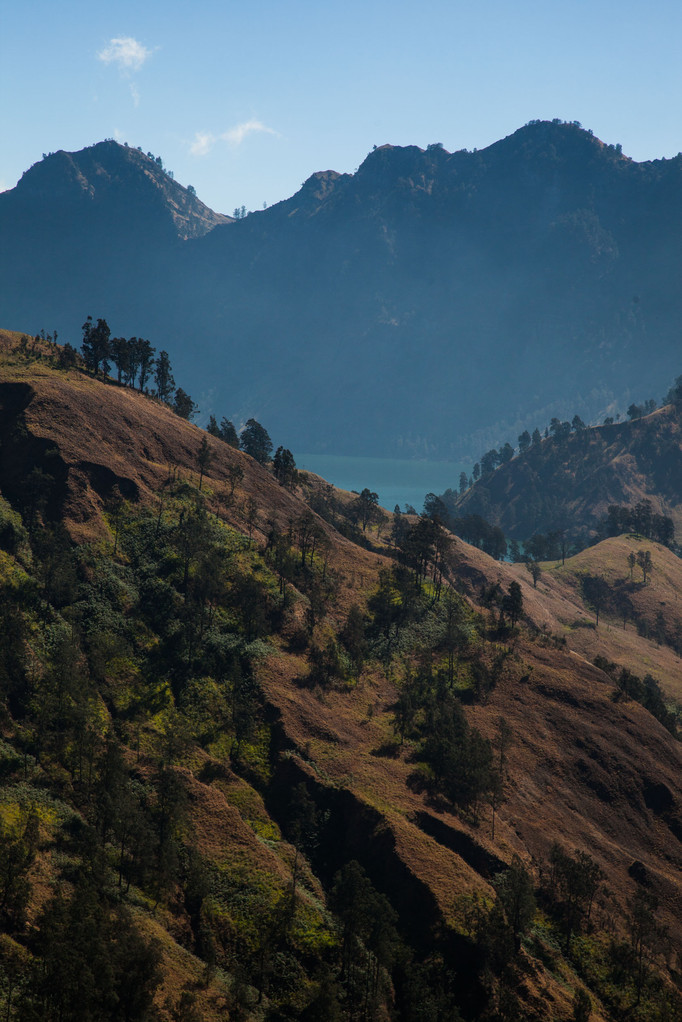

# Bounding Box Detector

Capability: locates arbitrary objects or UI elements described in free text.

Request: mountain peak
[14,140,231,241]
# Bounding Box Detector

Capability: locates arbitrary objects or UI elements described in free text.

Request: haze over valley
[3,121,682,468]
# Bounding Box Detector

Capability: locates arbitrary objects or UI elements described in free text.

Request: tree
[494,855,536,951]
[501,580,523,629]
[206,415,220,437]
[244,497,259,541]
[518,430,531,454]
[240,418,273,464]
[531,427,542,445]
[627,551,637,580]
[329,860,399,1014]
[499,442,514,464]
[665,374,682,406]
[627,888,667,1004]
[490,717,513,839]
[285,783,319,917]
[154,350,175,402]
[197,437,213,491]
[81,316,111,376]
[57,342,79,369]
[124,336,141,386]
[111,336,131,383]
[340,605,368,678]
[636,548,652,584]
[353,488,381,532]
[423,492,448,523]
[136,338,156,392]
[273,446,297,487]
[525,560,541,588]
[459,471,468,494]
[547,844,603,950]
[173,388,198,420]
[226,464,244,496]
[480,449,499,476]
[219,418,240,447]
[572,988,592,1022]
[581,574,610,625]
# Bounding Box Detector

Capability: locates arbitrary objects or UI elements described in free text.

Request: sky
[3,0,682,214]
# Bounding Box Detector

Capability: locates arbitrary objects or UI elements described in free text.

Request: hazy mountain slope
[0,142,231,340]
[3,122,682,457]
[448,401,682,540]
[2,334,682,1019]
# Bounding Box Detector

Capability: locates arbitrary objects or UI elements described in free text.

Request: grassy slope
[2,336,682,1019]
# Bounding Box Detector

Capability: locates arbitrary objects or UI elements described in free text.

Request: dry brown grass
[5,346,682,1016]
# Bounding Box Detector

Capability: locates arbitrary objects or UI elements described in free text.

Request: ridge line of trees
[456,372,682,496]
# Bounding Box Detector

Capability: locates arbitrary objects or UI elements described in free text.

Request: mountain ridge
[3,121,682,459]
[447,399,682,543]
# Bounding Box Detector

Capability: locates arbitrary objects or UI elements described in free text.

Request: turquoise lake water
[295,454,464,512]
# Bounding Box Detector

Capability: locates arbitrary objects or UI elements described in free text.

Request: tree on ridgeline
[81,316,111,376]
[124,337,141,387]
[154,350,175,402]
[136,339,156,392]
[173,388,198,420]
[352,488,381,533]
[111,337,131,383]
[273,447,297,488]
[240,418,272,464]
[219,418,240,447]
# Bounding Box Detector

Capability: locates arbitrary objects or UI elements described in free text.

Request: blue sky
[3,0,682,213]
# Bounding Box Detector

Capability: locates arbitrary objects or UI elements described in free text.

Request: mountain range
[3,121,682,459]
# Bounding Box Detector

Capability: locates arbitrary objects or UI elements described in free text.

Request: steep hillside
[446,400,682,543]
[1,339,682,1020]
[3,122,682,457]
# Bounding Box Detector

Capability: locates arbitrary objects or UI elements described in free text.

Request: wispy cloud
[222,120,279,146]
[188,120,279,157]
[189,131,216,157]
[130,82,140,107]
[97,37,153,74]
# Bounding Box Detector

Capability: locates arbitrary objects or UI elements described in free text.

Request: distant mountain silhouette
[2,122,682,458]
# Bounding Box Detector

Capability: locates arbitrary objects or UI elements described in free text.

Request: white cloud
[130,82,140,107]
[221,120,278,146]
[187,121,279,158]
[189,131,216,157]
[97,37,152,73]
